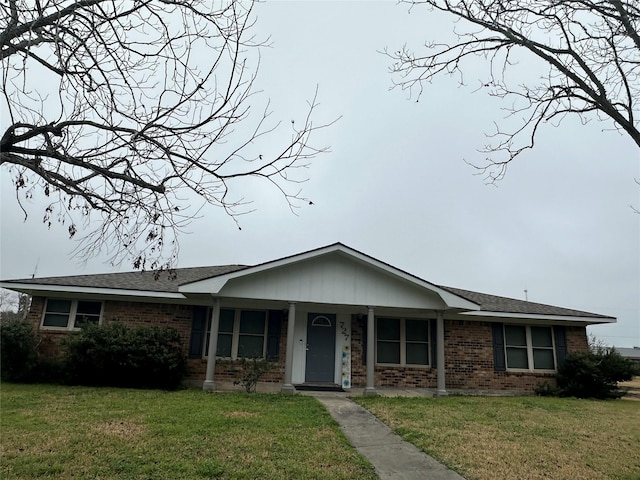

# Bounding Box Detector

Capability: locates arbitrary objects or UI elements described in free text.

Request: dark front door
[305,313,336,383]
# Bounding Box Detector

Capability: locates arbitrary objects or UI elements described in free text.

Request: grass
[0,383,376,480]
[356,394,640,480]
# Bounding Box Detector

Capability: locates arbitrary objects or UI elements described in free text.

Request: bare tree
[1,0,332,269]
[388,0,640,181]
[0,288,30,321]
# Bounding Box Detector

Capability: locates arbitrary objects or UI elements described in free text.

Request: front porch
[194,299,449,396]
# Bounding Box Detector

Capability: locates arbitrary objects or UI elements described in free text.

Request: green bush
[233,358,274,393]
[63,323,186,390]
[0,319,38,381]
[555,347,639,399]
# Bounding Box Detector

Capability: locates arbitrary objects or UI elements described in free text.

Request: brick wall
[28,296,286,384]
[185,317,287,383]
[26,297,590,392]
[349,317,590,392]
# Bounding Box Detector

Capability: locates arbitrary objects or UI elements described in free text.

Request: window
[42,299,103,330]
[205,309,268,359]
[504,325,556,371]
[376,317,430,366]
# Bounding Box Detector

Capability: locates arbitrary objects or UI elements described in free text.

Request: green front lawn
[1,383,376,480]
[357,395,640,480]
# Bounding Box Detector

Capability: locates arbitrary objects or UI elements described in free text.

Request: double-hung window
[376,317,430,366]
[205,309,268,359]
[504,325,556,371]
[42,299,103,330]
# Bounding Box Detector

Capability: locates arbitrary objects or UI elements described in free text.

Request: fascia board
[0,282,185,300]
[460,310,616,324]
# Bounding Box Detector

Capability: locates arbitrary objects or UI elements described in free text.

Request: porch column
[364,306,377,396]
[281,302,296,394]
[203,298,221,392]
[436,310,448,396]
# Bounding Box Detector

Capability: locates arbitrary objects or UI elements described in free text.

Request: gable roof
[177,243,477,310]
[0,243,615,322]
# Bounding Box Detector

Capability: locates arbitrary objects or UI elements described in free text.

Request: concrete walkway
[313,393,466,480]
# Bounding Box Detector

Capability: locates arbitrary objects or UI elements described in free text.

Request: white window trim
[375,317,431,368]
[40,298,104,331]
[204,308,269,360]
[504,325,557,373]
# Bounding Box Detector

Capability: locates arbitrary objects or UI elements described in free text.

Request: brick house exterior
[3,243,611,394]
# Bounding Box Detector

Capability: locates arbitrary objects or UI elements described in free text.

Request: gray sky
[1,1,638,347]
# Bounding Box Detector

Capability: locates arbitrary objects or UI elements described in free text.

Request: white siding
[217,254,446,309]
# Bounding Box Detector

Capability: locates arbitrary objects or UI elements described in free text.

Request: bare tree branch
[1,0,335,270]
[387,0,639,182]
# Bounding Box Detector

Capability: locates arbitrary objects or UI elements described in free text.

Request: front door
[305,313,336,383]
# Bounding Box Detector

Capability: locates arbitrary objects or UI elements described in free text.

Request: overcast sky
[1,1,638,347]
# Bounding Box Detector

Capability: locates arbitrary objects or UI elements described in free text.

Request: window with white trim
[205,309,268,359]
[504,325,556,371]
[41,299,103,330]
[376,317,430,366]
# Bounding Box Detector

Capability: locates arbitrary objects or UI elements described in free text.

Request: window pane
[76,301,101,315]
[240,311,266,335]
[506,347,529,369]
[505,325,527,346]
[533,349,555,370]
[377,341,400,364]
[238,335,264,358]
[406,343,429,365]
[74,301,101,329]
[46,299,72,314]
[43,313,70,328]
[216,333,232,357]
[406,320,428,342]
[219,309,235,333]
[531,327,553,348]
[377,318,400,341]
[74,314,99,329]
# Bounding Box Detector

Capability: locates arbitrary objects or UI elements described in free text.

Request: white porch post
[203,298,220,392]
[436,310,448,396]
[364,306,377,396]
[281,302,296,394]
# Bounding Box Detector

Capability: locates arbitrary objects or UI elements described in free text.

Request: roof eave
[459,310,616,324]
[0,282,185,300]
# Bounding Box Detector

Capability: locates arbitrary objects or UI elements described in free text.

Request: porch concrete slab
[314,395,466,480]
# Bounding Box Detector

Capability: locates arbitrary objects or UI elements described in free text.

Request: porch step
[295,383,345,392]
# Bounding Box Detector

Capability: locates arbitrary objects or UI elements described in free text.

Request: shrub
[534,381,559,397]
[555,347,639,399]
[0,319,38,381]
[63,323,186,390]
[233,358,274,393]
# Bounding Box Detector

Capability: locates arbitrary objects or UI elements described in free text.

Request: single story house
[618,347,640,365]
[1,243,615,394]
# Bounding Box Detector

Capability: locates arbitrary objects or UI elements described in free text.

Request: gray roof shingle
[2,265,248,293]
[439,286,612,319]
[3,265,612,319]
